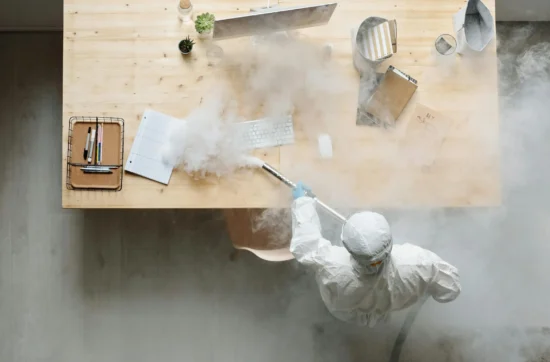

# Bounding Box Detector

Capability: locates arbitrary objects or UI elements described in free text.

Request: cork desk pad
[68,122,122,190]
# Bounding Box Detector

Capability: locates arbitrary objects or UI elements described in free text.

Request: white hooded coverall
[290,197,461,327]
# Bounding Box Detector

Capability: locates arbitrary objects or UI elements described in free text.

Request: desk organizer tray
[66,116,125,191]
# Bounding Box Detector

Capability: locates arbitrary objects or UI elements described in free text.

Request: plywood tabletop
[62,0,499,209]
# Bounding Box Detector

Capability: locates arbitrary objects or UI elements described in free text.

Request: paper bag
[453,0,494,54]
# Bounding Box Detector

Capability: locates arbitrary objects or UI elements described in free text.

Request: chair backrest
[224,209,294,262]
[236,246,294,262]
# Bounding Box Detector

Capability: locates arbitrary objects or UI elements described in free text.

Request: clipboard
[66,116,125,191]
[357,66,418,127]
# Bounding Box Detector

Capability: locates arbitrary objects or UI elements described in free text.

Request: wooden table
[63,0,499,209]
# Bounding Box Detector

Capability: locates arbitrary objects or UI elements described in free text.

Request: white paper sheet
[401,104,454,166]
[125,110,179,185]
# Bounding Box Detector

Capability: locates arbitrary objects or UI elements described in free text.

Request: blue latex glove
[293,182,311,200]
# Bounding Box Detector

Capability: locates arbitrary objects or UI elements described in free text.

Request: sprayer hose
[388,296,428,362]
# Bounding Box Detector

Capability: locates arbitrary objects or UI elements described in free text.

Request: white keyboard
[235,116,295,149]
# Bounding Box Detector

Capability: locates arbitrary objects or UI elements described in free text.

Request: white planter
[197,30,212,39]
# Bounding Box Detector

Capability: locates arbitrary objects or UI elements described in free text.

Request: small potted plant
[178,36,195,55]
[195,12,215,39]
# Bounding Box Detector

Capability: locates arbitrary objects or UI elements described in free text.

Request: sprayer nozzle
[261,163,296,188]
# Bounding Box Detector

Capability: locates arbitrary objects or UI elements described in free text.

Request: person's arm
[290,197,333,268]
[395,244,461,303]
[428,259,462,303]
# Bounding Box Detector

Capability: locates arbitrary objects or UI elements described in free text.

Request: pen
[96,125,100,164]
[94,117,99,164]
[81,168,113,174]
[98,124,103,165]
[82,166,117,170]
[87,129,96,163]
[84,127,91,160]
[100,124,104,164]
[81,166,113,172]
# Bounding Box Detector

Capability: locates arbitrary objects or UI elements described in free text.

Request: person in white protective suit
[290,183,461,327]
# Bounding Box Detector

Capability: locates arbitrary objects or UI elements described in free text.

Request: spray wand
[260,162,347,223]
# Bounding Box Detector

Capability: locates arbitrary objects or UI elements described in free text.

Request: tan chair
[224,209,294,262]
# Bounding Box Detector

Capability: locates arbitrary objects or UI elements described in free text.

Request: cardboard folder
[357,66,418,127]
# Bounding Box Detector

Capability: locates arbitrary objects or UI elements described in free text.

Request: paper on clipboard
[358,66,418,127]
[401,104,454,166]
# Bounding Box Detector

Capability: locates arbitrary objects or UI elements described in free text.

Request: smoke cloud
[379,24,550,361]
[163,34,357,177]
[166,24,550,361]
[242,24,550,361]
[162,87,254,177]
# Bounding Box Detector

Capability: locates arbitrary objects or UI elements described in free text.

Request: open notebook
[125,110,178,185]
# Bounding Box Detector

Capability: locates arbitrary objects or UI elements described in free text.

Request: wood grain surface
[63,0,499,208]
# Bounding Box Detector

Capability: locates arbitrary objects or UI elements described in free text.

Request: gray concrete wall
[0,0,549,30]
[497,0,550,21]
[0,0,62,30]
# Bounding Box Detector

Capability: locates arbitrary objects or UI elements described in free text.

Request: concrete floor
[2,24,550,362]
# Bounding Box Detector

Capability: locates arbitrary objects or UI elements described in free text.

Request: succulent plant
[195,12,215,34]
[179,36,195,54]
